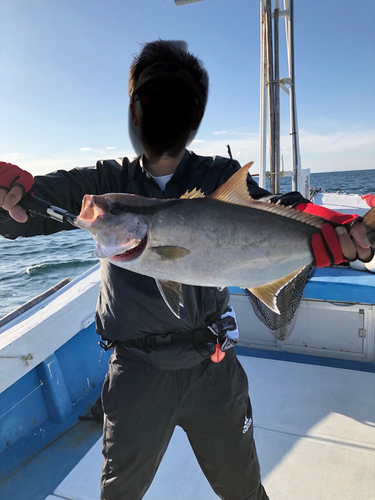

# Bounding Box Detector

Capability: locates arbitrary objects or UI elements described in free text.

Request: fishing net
[245,265,316,341]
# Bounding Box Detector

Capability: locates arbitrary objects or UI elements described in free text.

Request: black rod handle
[18,194,52,217]
[18,194,77,225]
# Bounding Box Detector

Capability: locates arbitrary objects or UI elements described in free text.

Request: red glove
[362,194,375,208]
[310,223,346,267]
[295,202,359,268]
[0,162,34,196]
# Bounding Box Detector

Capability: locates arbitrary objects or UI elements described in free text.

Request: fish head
[76,194,149,262]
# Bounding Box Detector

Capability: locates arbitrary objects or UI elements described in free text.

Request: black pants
[101,349,268,500]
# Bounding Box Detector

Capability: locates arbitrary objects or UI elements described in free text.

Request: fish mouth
[110,235,148,262]
[76,195,105,228]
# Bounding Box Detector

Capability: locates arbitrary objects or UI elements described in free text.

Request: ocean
[1,168,374,320]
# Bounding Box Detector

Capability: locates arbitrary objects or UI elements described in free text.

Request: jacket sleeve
[0,159,124,240]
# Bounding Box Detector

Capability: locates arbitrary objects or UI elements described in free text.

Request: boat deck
[26,354,375,500]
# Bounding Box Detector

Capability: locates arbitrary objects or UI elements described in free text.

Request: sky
[1,0,374,177]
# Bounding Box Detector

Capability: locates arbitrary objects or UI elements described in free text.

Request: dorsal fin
[209,162,324,230]
[180,188,205,199]
[209,162,255,206]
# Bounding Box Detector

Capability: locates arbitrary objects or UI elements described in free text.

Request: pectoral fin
[156,279,184,319]
[247,266,306,314]
[150,246,190,261]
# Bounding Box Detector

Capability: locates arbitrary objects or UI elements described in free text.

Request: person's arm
[0,160,123,239]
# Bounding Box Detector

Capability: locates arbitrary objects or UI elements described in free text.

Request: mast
[259,0,305,195]
[284,0,302,192]
[259,1,268,189]
[175,0,308,197]
[274,1,280,194]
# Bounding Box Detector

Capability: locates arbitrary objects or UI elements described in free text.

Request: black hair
[129,39,209,109]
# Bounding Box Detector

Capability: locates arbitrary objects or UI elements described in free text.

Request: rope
[0,353,34,366]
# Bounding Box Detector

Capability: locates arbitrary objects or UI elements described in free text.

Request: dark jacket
[0,150,307,367]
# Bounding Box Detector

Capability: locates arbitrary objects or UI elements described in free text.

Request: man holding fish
[0,40,374,500]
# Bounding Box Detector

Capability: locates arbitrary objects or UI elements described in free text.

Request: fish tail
[363,206,375,247]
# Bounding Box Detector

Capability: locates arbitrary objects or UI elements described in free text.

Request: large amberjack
[76,163,375,318]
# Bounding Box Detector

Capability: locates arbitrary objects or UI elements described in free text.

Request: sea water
[1,168,374,319]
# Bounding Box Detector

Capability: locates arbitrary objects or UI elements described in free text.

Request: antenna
[174,0,205,5]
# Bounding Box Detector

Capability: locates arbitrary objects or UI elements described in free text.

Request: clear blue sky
[1,0,374,175]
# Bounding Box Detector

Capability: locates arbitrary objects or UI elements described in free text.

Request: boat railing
[0,278,71,329]
[0,264,101,395]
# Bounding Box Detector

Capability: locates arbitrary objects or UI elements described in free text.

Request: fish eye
[108,203,125,216]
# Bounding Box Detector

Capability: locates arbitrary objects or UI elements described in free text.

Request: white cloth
[350,254,375,273]
[146,171,173,192]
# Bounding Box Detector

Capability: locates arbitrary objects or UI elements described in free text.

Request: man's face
[130,79,203,157]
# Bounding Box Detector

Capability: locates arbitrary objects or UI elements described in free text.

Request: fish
[75,163,375,318]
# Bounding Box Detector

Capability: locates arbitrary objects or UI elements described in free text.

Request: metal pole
[284,0,301,193]
[274,1,280,193]
[289,0,299,192]
[259,0,267,189]
[266,0,275,193]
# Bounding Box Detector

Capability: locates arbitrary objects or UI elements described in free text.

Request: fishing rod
[18,194,78,227]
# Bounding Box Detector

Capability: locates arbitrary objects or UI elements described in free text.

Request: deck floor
[46,355,375,500]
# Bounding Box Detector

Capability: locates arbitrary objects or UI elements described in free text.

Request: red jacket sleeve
[295,202,359,225]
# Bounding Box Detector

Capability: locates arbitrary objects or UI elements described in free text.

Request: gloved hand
[207,305,239,363]
[311,223,345,267]
[209,305,239,351]
[296,202,373,266]
[0,162,34,222]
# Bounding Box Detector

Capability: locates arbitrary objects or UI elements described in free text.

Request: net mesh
[245,265,316,341]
